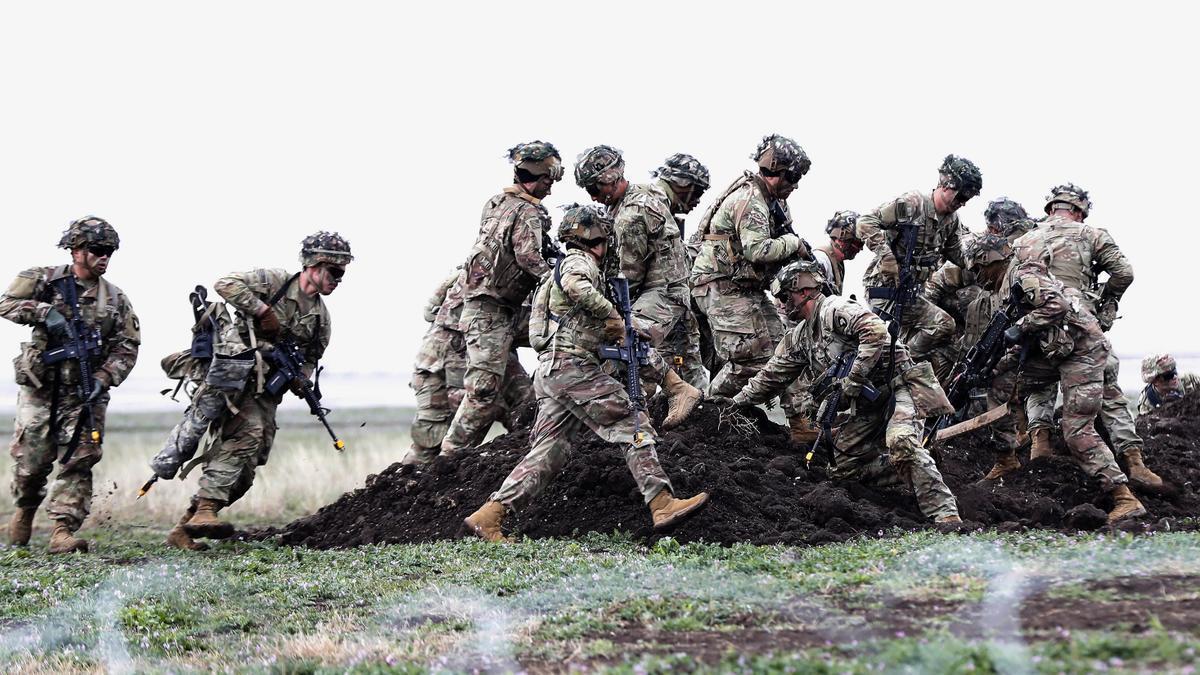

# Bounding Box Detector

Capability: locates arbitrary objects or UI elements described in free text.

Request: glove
[602,316,626,342]
[43,308,73,343]
[1096,300,1118,332]
[840,378,863,399]
[289,376,309,397]
[1003,325,1023,345]
[877,254,899,282]
[255,308,282,340]
[86,374,109,403]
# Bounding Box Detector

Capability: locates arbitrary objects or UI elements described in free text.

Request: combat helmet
[574,145,625,187]
[770,259,828,299]
[508,140,564,182]
[965,233,1013,272]
[938,155,983,202]
[58,216,120,251]
[825,210,862,242]
[753,134,811,182]
[300,231,354,268]
[1141,354,1178,383]
[651,153,711,190]
[557,203,614,248]
[984,197,1029,229]
[1044,183,1092,217]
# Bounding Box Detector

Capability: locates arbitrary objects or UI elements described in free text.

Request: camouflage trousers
[832,386,959,521]
[196,393,279,505]
[986,369,1024,452]
[693,282,784,398]
[490,353,672,511]
[1098,351,1142,455]
[9,384,108,529]
[1020,345,1127,490]
[868,294,957,363]
[642,299,707,391]
[442,297,519,453]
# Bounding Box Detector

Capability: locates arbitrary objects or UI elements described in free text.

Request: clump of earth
[266,391,1200,549]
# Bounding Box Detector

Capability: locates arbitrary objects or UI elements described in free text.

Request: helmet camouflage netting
[557,203,614,246]
[966,232,1013,270]
[770,259,827,298]
[825,210,862,241]
[508,140,564,181]
[1141,353,1177,383]
[753,134,811,179]
[58,216,120,251]
[574,145,625,187]
[651,153,711,189]
[300,231,354,268]
[984,196,1029,227]
[1044,183,1092,217]
[938,154,983,201]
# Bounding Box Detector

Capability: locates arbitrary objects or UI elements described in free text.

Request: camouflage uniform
[1137,353,1199,415]
[442,142,560,454]
[732,291,959,521]
[691,135,811,398]
[2,218,140,532]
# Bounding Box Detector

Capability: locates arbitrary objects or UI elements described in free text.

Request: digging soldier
[1010,184,1162,489]
[711,260,963,524]
[4,217,140,553]
[992,257,1148,524]
[1138,354,1199,415]
[163,232,352,549]
[573,146,704,428]
[859,155,982,367]
[441,141,562,456]
[464,205,709,542]
[811,210,864,297]
[691,134,812,433]
[984,196,1037,241]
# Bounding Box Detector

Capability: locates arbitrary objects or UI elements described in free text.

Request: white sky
[1,1,1196,409]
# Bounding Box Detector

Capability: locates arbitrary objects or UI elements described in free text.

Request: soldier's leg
[987,371,1021,452]
[904,298,957,364]
[9,387,57,516]
[885,387,959,521]
[225,397,278,508]
[442,299,515,453]
[196,396,275,506]
[677,308,709,389]
[45,401,108,530]
[1098,352,1143,456]
[831,402,901,488]
[1059,369,1128,489]
[405,367,454,464]
[498,350,535,431]
[701,287,774,398]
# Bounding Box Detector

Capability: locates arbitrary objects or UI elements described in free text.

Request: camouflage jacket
[433,270,467,332]
[463,185,552,307]
[812,245,845,296]
[690,172,803,291]
[424,271,459,324]
[214,268,331,375]
[1138,374,1200,415]
[735,295,910,406]
[858,190,967,288]
[0,265,140,390]
[924,261,984,328]
[1010,214,1133,312]
[610,181,689,305]
[538,249,618,364]
[999,262,1106,370]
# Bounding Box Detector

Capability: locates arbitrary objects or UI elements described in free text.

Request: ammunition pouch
[13,341,46,388]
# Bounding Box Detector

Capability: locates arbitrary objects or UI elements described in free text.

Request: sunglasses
[88,245,116,258]
[1159,369,1178,381]
[585,183,604,197]
[326,266,345,281]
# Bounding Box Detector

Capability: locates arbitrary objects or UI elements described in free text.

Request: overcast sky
[1,1,1195,409]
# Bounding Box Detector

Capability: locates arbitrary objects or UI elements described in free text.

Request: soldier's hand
[87,374,109,403]
[289,376,309,396]
[255,308,282,340]
[43,308,73,343]
[839,378,863,399]
[706,395,735,407]
[877,254,900,282]
[1096,300,1118,332]
[1003,325,1023,345]
[602,317,626,342]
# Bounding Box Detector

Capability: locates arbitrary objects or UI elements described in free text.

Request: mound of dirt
[271,391,1200,549]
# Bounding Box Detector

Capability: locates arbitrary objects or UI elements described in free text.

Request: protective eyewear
[1159,369,1178,381]
[88,245,116,258]
[326,265,346,281]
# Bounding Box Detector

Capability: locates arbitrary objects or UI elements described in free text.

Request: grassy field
[2,410,1200,672]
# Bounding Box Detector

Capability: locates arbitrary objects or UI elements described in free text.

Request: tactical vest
[614,183,688,300]
[42,265,120,338]
[691,172,787,289]
[464,188,549,306]
[884,193,960,283]
[1011,217,1096,299]
[434,273,467,332]
[803,296,909,387]
[528,251,605,361]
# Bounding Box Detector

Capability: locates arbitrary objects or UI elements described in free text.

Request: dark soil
[268,390,1200,549]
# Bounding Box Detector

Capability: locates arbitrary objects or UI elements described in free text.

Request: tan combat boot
[48,522,89,554]
[183,498,235,539]
[1122,447,1163,489]
[165,505,210,551]
[649,490,709,531]
[1107,484,1148,524]
[8,507,35,546]
[982,452,1021,481]
[661,370,701,430]
[788,416,819,445]
[463,501,511,543]
[1028,428,1052,461]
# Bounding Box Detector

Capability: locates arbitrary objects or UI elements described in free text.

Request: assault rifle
[598,275,650,444]
[867,221,921,385]
[263,337,345,452]
[41,276,104,465]
[805,351,880,467]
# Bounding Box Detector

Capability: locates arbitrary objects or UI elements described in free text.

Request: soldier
[811,211,864,296]
[1138,354,1199,415]
[573,146,704,428]
[1010,184,1161,488]
[441,141,562,456]
[165,232,352,549]
[983,196,1037,241]
[3,217,140,552]
[712,261,962,524]
[858,155,982,364]
[403,270,532,465]
[994,258,1147,524]
[690,134,811,402]
[464,205,709,542]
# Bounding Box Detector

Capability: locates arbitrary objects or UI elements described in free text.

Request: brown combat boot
[1028,428,1052,461]
[8,507,35,546]
[1122,447,1163,489]
[165,505,210,551]
[1107,484,1148,524]
[463,501,511,543]
[982,452,1021,481]
[48,522,89,554]
[649,490,709,531]
[788,416,819,445]
[661,370,701,430]
[183,498,235,539]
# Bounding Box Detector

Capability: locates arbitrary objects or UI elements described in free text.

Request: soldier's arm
[98,295,141,388]
[738,196,802,263]
[942,219,968,269]
[616,207,653,286]
[424,272,458,323]
[560,258,618,319]
[1094,229,1134,302]
[924,263,967,311]
[1013,275,1068,334]
[846,307,889,383]
[0,268,51,325]
[512,206,552,278]
[1183,373,1200,392]
[302,312,331,378]
[855,198,900,264]
[734,328,809,406]
[214,268,284,317]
